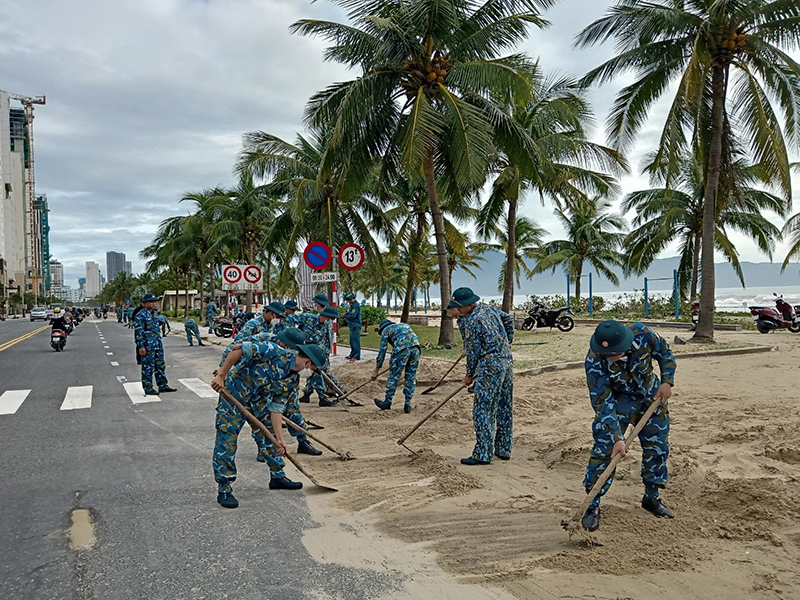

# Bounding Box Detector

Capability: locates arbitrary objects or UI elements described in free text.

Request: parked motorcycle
[213,316,233,338]
[521,301,575,332]
[51,329,67,352]
[749,293,800,334]
[690,299,700,330]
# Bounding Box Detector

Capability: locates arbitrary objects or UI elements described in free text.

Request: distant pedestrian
[206,299,218,333]
[185,318,204,346]
[116,306,123,323]
[156,312,171,337]
[343,292,362,361]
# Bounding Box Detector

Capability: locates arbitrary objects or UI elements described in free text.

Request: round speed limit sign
[338,243,365,271]
[223,265,243,284]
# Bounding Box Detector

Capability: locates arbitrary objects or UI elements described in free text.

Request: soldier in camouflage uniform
[296,305,345,406]
[273,300,300,334]
[235,301,285,340]
[451,287,514,465]
[371,320,420,413]
[210,333,327,508]
[184,317,204,345]
[343,292,362,361]
[134,293,177,395]
[206,299,218,333]
[581,320,676,532]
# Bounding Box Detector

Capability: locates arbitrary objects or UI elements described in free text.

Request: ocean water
[478,286,800,313]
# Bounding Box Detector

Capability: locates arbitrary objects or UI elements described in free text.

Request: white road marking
[106,352,113,355]
[123,382,160,404]
[116,375,127,383]
[103,346,110,349]
[110,361,119,367]
[60,386,93,410]
[0,390,31,415]
[178,378,217,398]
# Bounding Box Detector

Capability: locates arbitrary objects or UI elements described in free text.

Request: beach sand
[298,325,800,599]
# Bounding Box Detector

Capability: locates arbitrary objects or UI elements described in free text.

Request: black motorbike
[213,316,233,338]
[521,301,575,332]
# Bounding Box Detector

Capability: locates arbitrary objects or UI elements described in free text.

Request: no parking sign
[303,242,332,271]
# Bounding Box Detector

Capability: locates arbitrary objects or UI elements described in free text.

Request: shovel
[321,371,363,408]
[219,388,338,492]
[421,355,463,395]
[336,368,390,403]
[561,396,662,535]
[281,415,354,460]
[397,383,468,454]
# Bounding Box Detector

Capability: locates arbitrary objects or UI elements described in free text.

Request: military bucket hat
[451,287,480,307]
[590,320,634,356]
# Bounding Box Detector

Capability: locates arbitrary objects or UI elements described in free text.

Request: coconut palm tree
[624,154,787,299]
[576,0,800,340]
[291,0,554,345]
[532,196,626,301]
[478,68,627,311]
[484,216,547,297]
[140,215,196,318]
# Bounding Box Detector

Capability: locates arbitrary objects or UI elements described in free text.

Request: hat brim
[297,344,325,370]
[590,325,634,356]
[452,293,480,307]
[265,306,286,317]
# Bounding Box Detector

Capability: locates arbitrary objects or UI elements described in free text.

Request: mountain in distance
[441,251,800,297]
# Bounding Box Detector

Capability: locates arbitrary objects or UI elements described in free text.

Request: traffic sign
[243,265,262,285]
[311,272,338,283]
[222,265,242,285]
[304,241,332,271]
[338,243,365,271]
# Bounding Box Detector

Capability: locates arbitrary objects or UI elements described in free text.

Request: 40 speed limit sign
[338,243,365,271]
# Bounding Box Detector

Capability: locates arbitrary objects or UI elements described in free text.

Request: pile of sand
[299,329,800,598]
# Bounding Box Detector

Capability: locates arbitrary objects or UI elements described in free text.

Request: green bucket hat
[297,343,326,370]
[377,319,393,334]
[312,293,329,306]
[446,300,460,309]
[284,300,298,311]
[451,287,480,307]
[343,291,355,301]
[264,301,286,317]
[141,292,160,303]
[320,305,339,319]
[590,320,635,356]
[276,327,308,350]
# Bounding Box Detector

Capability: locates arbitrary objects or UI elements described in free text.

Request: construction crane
[1,90,46,302]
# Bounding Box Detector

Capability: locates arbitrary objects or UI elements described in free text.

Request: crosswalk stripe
[0,390,31,415]
[123,382,160,404]
[61,386,93,410]
[178,378,217,398]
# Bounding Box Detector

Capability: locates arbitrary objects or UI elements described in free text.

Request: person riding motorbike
[51,307,70,335]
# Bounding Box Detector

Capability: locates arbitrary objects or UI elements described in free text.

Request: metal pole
[589,273,593,315]
[673,269,679,319]
[566,273,571,308]
[644,277,649,318]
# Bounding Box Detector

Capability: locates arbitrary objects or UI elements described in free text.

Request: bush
[337,304,386,327]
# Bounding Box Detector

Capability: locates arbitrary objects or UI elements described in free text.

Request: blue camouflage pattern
[185,318,201,344]
[296,313,345,399]
[272,311,299,334]
[133,307,168,392]
[206,301,218,328]
[583,322,676,505]
[463,303,514,462]
[345,300,362,360]
[236,313,272,339]
[376,323,420,405]
[213,341,299,491]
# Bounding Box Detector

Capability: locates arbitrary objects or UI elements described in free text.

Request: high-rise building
[106,251,125,282]
[85,261,101,299]
[35,194,49,294]
[78,277,86,292]
[50,258,63,287]
[124,261,132,276]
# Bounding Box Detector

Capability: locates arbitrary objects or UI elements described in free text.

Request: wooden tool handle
[397,383,467,445]
[281,415,346,458]
[569,396,663,523]
[439,354,464,382]
[338,368,389,401]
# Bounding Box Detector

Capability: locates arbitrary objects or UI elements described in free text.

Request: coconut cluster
[713,30,747,59]
[400,53,452,97]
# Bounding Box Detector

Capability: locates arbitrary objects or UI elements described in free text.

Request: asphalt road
[0,316,401,600]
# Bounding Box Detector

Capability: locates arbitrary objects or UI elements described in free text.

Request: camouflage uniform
[185,318,201,344]
[206,301,218,332]
[463,303,514,462]
[296,313,345,399]
[344,300,362,359]
[583,322,676,507]
[376,323,420,405]
[236,313,272,339]
[213,341,298,491]
[272,311,299,335]
[133,307,169,393]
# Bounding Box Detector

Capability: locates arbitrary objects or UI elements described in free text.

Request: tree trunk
[401,211,425,323]
[502,201,517,313]
[690,231,701,300]
[401,272,413,323]
[265,255,272,303]
[694,65,727,342]
[184,271,190,319]
[423,149,454,346]
[210,259,217,310]
[199,265,206,325]
[575,263,583,306]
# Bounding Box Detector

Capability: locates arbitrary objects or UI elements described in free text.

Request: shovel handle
[397,383,468,446]
[429,355,463,391]
[568,396,664,523]
[281,415,348,459]
[338,368,390,402]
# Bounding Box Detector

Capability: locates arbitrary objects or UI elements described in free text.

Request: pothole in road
[69,509,96,551]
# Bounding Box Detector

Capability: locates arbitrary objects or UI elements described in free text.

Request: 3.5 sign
[338,243,365,271]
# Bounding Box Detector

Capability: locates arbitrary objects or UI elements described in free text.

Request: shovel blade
[420,385,438,395]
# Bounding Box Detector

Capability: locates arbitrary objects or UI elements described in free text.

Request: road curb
[517,344,776,377]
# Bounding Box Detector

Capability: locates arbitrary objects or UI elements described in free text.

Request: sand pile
[302,330,800,598]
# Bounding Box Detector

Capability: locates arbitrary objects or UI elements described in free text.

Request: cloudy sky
[1,0,797,286]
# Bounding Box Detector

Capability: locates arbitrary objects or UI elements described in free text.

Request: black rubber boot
[297,440,322,456]
[403,402,412,414]
[581,505,600,531]
[641,496,674,518]
[319,397,339,407]
[269,476,303,490]
[159,386,177,393]
[217,490,239,508]
[144,389,159,396]
[298,391,311,404]
[374,398,391,410]
[494,452,510,461]
[460,457,491,466]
